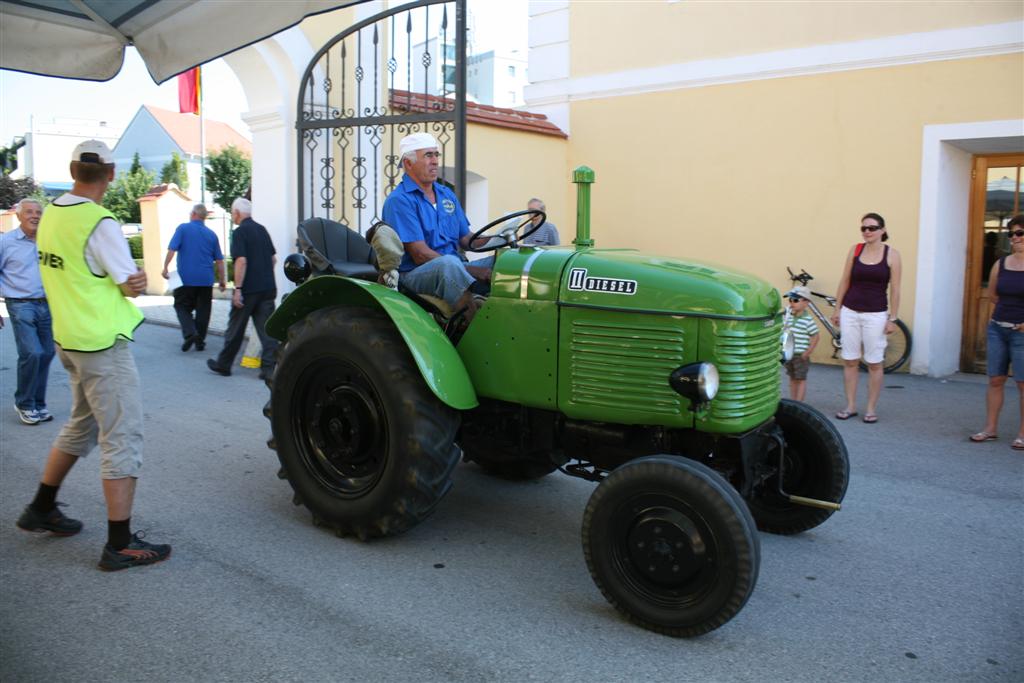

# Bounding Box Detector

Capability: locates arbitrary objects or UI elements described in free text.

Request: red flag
[177,67,200,115]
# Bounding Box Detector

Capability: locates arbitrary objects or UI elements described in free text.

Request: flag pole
[199,65,206,206]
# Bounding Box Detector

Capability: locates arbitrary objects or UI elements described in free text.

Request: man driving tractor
[382,132,489,314]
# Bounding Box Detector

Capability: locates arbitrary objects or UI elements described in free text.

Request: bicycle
[786,267,912,374]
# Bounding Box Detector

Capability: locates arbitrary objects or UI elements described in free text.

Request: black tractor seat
[294,217,460,321]
[296,217,378,281]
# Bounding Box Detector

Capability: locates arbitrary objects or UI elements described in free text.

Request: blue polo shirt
[168,220,224,286]
[382,174,470,272]
[0,227,46,298]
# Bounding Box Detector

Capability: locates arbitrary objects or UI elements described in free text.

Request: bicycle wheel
[859,319,911,374]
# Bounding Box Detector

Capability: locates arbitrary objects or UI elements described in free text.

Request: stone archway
[221,26,315,297]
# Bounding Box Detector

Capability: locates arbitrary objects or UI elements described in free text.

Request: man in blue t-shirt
[162,204,226,352]
[382,133,489,312]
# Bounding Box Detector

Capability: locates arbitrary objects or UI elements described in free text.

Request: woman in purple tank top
[971,214,1024,450]
[830,212,903,423]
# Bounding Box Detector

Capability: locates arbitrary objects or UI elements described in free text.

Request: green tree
[0,174,43,210]
[0,138,27,176]
[160,151,189,190]
[103,159,155,224]
[205,145,251,212]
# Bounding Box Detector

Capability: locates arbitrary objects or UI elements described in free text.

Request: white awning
[0,0,361,84]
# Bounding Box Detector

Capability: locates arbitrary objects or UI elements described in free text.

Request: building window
[508,65,515,76]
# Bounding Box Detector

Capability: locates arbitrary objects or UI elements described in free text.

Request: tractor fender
[266,276,478,410]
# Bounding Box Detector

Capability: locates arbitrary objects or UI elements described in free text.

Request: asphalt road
[1,321,1021,682]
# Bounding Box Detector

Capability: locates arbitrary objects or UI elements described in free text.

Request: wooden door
[961,155,1024,373]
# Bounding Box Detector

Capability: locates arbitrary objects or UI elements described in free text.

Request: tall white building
[411,37,458,98]
[411,38,528,109]
[467,49,528,108]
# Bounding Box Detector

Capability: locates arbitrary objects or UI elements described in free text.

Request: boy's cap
[71,140,114,164]
[786,286,811,300]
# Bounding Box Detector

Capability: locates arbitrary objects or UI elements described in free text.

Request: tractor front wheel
[267,306,460,539]
[582,455,760,637]
[746,399,849,535]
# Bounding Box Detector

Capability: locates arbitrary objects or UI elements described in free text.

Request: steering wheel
[465,209,546,253]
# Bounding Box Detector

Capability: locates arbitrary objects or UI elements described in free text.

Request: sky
[0,0,528,146]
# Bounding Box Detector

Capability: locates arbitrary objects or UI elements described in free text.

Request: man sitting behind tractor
[382,133,488,314]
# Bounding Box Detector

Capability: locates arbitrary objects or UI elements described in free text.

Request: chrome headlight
[669,362,720,403]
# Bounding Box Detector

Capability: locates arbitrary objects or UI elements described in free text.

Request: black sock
[29,483,59,514]
[108,518,132,550]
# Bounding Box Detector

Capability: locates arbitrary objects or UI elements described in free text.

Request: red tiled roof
[144,105,252,157]
[138,183,191,202]
[389,90,567,138]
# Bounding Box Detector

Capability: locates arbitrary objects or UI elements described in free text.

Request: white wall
[524,0,570,132]
[19,119,121,186]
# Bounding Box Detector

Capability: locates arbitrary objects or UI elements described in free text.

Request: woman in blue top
[971,214,1024,450]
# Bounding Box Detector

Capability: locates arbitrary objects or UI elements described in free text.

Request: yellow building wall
[300,7,358,55]
[466,123,569,237]
[139,187,194,295]
[566,53,1023,362]
[570,1,1023,77]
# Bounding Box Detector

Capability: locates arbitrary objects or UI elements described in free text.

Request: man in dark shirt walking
[207,197,279,380]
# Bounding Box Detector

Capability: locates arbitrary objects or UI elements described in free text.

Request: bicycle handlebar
[787,267,814,286]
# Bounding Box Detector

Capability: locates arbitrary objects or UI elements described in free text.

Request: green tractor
[264,167,848,637]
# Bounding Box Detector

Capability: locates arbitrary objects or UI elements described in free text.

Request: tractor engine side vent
[569,320,685,416]
[708,321,782,424]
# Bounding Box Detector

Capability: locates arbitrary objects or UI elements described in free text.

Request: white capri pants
[839,306,888,364]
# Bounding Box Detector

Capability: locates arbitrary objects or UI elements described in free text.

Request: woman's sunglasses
[860,225,883,232]
[1011,230,1024,238]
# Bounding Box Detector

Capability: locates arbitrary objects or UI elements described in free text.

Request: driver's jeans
[402,254,475,308]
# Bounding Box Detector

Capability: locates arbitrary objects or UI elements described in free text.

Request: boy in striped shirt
[783,286,820,402]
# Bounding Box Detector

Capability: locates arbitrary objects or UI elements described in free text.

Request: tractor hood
[559,250,779,320]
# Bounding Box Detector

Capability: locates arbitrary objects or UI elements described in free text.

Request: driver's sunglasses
[860,225,883,232]
[787,296,804,303]
[1011,230,1024,238]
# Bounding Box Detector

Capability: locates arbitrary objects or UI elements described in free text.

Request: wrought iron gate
[296,0,466,233]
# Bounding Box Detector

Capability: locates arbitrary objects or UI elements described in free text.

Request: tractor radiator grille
[708,320,781,424]
[569,320,685,416]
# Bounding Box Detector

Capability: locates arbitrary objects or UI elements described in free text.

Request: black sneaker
[194,339,206,352]
[98,532,171,571]
[206,359,231,376]
[16,503,83,536]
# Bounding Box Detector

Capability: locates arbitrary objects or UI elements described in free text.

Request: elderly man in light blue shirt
[0,198,56,425]
[382,133,488,313]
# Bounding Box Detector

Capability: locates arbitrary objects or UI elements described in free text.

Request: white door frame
[913,119,1024,376]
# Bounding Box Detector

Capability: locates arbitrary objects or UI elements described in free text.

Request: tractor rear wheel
[267,306,460,539]
[582,455,760,637]
[746,399,849,535]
